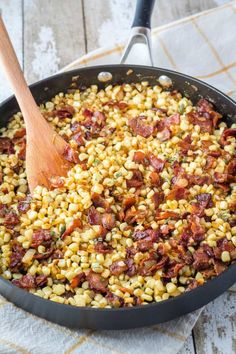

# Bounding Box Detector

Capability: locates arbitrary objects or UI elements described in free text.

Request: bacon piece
[51,249,63,259]
[110,260,128,275]
[87,271,108,293]
[83,108,93,118]
[157,127,171,141]
[0,137,14,154]
[103,100,128,111]
[0,204,8,217]
[187,174,212,186]
[105,292,124,308]
[149,154,165,172]
[61,218,82,239]
[205,156,216,169]
[31,229,52,248]
[227,159,236,175]
[190,215,205,243]
[186,279,199,291]
[196,193,213,208]
[101,213,116,230]
[188,111,213,133]
[133,151,149,165]
[87,206,101,225]
[35,275,48,287]
[12,274,36,289]
[214,172,236,184]
[33,248,54,260]
[71,132,85,147]
[94,242,113,254]
[17,138,26,160]
[14,128,26,138]
[164,113,180,127]
[55,105,75,119]
[156,211,180,220]
[197,99,222,127]
[70,272,86,288]
[125,258,137,277]
[152,192,164,208]
[126,169,143,189]
[193,248,210,270]
[139,254,169,276]
[10,242,25,271]
[17,196,31,213]
[149,171,162,187]
[167,186,189,200]
[70,121,81,133]
[124,209,146,224]
[81,110,106,137]
[178,135,192,153]
[159,224,175,237]
[214,238,235,259]
[220,128,236,146]
[133,229,159,252]
[164,262,183,279]
[128,116,154,138]
[122,196,136,211]
[4,212,20,228]
[91,193,110,211]
[63,145,80,164]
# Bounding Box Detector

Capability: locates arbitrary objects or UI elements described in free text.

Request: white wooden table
[0,1,235,353]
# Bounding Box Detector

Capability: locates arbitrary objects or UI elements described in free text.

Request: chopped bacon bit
[88,206,101,225]
[196,193,213,208]
[10,242,25,271]
[91,192,110,211]
[197,99,222,127]
[87,271,108,293]
[94,242,113,254]
[136,232,159,252]
[17,138,26,160]
[152,192,164,208]
[125,258,137,277]
[214,238,235,259]
[190,215,205,243]
[122,196,136,211]
[178,135,192,154]
[160,224,175,237]
[17,196,31,213]
[214,172,235,184]
[149,154,165,172]
[63,145,80,164]
[205,156,216,169]
[156,211,180,220]
[124,209,146,225]
[70,272,86,288]
[33,248,54,260]
[126,169,143,189]
[133,151,149,165]
[167,186,189,201]
[227,159,236,175]
[193,248,210,270]
[103,100,128,111]
[220,128,236,146]
[12,274,35,289]
[110,260,128,275]
[4,212,20,228]
[71,132,85,147]
[81,110,106,138]
[105,292,124,308]
[164,262,183,279]
[213,260,226,275]
[83,108,93,118]
[149,171,162,187]
[55,105,75,119]
[157,127,171,141]
[35,275,48,287]
[31,229,52,248]
[101,213,116,230]
[70,121,81,133]
[186,279,199,291]
[139,254,169,276]
[188,111,213,133]
[0,137,14,154]
[128,116,154,138]
[0,204,8,217]
[61,218,82,239]
[13,128,26,138]
[187,174,212,186]
[51,249,63,259]
[50,176,65,189]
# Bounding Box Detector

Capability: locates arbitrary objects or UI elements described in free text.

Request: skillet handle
[120,0,155,66]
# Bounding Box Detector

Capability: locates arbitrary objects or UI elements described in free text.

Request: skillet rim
[0,63,235,320]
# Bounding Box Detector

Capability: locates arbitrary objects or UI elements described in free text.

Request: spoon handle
[0,16,40,129]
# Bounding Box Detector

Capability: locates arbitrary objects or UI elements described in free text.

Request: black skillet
[0,0,235,329]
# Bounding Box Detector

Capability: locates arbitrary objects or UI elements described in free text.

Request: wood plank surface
[23,0,85,83]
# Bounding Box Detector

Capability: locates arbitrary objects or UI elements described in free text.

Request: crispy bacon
[87,271,108,293]
[87,206,101,225]
[133,151,149,165]
[33,248,54,260]
[167,186,189,200]
[128,116,154,138]
[205,156,216,169]
[71,132,85,147]
[17,196,31,213]
[133,229,159,252]
[149,171,162,187]
[190,215,205,243]
[156,211,180,220]
[0,137,14,154]
[139,254,169,276]
[188,111,213,133]
[149,154,165,172]
[13,128,26,138]
[12,274,47,289]
[126,169,143,189]
[214,238,235,259]
[178,135,192,153]
[0,204,8,217]
[152,192,164,208]
[94,242,113,254]
[110,260,128,275]
[81,110,106,137]
[54,105,75,119]
[70,272,86,288]
[164,262,183,279]
[31,229,52,248]
[4,212,20,228]
[105,291,124,308]
[193,248,210,270]
[187,174,212,186]
[51,249,63,259]
[35,275,48,287]
[17,138,26,160]
[9,242,25,271]
[63,145,80,164]
[227,159,236,175]
[214,172,235,184]
[157,127,171,141]
[61,218,82,239]
[186,279,199,291]
[91,192,110,211]
[70,121,81,133]
[125,258,137,277]
[196,193,213,208]
[197,99,222,127]
[220,128,236,146]
[122,196,136,211]
[101,213,116,230]
[124,209,146,224]
[104,100,128,111]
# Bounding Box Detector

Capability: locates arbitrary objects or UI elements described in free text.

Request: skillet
[0,0,235,329]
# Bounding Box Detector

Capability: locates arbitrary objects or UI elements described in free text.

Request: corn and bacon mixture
[0,82,235,308]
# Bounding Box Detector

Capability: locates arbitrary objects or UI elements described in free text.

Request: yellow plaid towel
[0,2,235,353]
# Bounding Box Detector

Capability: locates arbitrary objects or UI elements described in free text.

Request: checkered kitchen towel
[0,2,235,354]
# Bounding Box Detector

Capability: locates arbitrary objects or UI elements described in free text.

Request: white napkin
[0,2,235,353]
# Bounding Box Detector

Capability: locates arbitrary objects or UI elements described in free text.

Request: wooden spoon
[0,17,73,193]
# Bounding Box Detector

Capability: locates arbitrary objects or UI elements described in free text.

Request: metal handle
[120,0,155,66]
